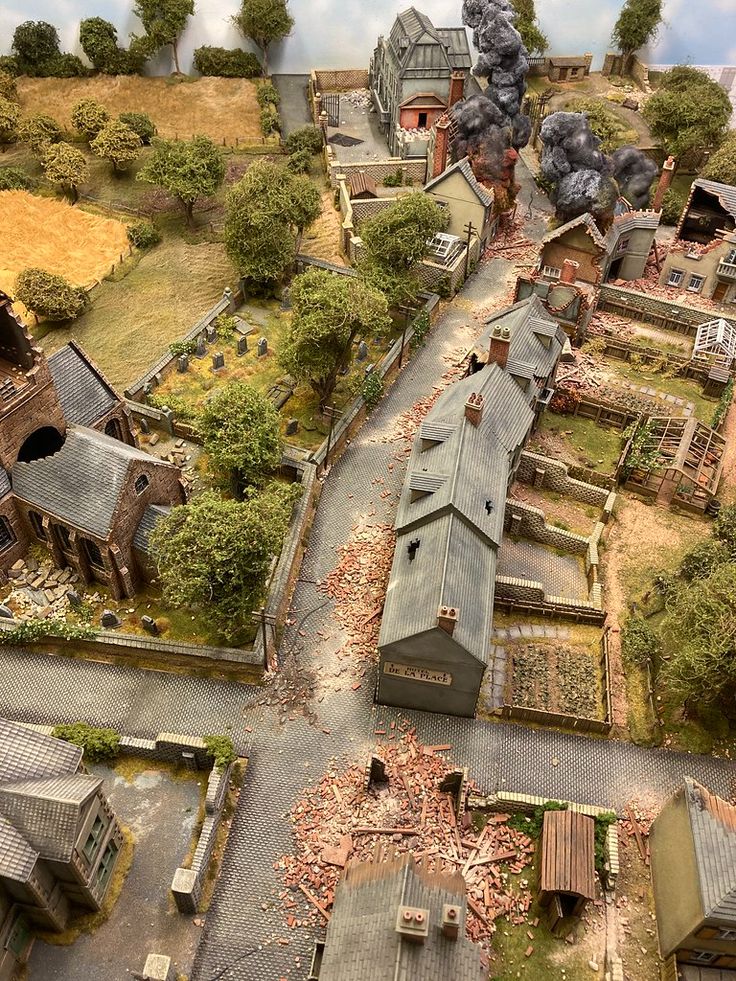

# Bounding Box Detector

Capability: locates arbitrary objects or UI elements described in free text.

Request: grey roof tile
[480,296,567,382]
[0,468,9,499]
[133,504,172,555]
[0,718,82,783]
[0,774,101,861]
[0,813,37,882]
[685,778,736,922]
[692,179,736,222]
[48,343,118,427]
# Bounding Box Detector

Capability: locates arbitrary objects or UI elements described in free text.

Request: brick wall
[0,374,67,472]
[0,496,29,576]
[327,155,427,189]
[541,242,601,284]
[495,575,545,603]
[516,451,611,503]
[314,69,369,92]
[595,284,721,337]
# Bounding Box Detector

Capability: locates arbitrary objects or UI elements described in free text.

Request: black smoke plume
[610,146,659,210]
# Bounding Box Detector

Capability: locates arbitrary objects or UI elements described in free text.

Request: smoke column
[611,146,659,210]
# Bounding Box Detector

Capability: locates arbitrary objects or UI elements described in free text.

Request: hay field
[16,76,262,144]
[0,190,129,297]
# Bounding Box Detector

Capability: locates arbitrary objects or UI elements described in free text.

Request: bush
[17,113,62,155]
[680,539,731,582]
[203,733,237,771]
[383,168,404,187]
[565,96,634,153]
[286,148,312,173]
[147,391,197,422]
[256,81,280,108]
[0,166,32,190]
[169,338,197,356]
[660,188,685,226]
[37,53,88,77]
[15,267,87,321]
[119,111,156,144]
[621,615,659,665]
[285,125,323,155]
[711,377,734,430]
[127,219,160,249]
[52,722,120,762]
[0,71,17,101]
[215,313,237,338]
[0,57,20,78]
[410,310,430,348]
[193,45,261,77]
[713,504,736,552]
[362,370,383,409]
[71,98,110,140]
[260,103,280,136]
[508,801,568,837]
[0,618,95,645]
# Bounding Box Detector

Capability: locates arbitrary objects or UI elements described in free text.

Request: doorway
[418,112,428,128]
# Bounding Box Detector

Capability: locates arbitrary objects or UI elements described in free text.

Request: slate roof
[692,179,736,221]
[319,855,483,980]
[479,296,567,382]
[133,504,172,555]
[424,156,494,209]
[435,29,472,70]
[685,778,736,922]
[48,342,118,427]
[0,718,94,882]
[541,213,607,251]
[0,468,9,500]
[13,426,171,539]
[388,8,471,73]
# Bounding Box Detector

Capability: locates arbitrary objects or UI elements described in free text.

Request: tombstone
[205,324,217,344]
[177,355,189,373]
[100,610,121,629]
[66,590,82,608]
[195,334,207,358]
[141,615,160,636]
[139,416,150,435]
[257,337,268,358]
[153,372,163,387]
[356,340,368,361]
[212,351,225,371]
[280,287,292,311]
[286,418,299,436]
[364,363,375,375]
[0,605,14,620]
[143,382,153,397]
[236,335,248,357]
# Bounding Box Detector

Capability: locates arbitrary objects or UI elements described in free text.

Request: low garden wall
[504,500,589,555]
[311,68,370,93]
[517,449,614,499]
[325,151,427,189]
[595,284,730,337]
[494,578,605,622]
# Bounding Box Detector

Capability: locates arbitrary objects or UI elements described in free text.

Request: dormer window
[134,474,149,495]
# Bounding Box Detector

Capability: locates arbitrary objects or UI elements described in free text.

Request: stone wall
[326,151,427,189]
[504,500,589,554]
[516,450,612,503]
[595,284,724,337]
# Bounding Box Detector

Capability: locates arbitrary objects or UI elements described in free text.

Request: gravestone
[364,363,375,375]
[66,590,82,608]
[357,340,368,361]
[101,610,121,629]
[212,351,225,371]
[153,372,163,387]
[177,355,189,373]
[237,335,248,357]
[0,605,13,620]
[195,335,207,358]
[139,417,150,435]
[143,382,153,397]
[286,418,299,436]
[205,325,217,344]
[142,615,160,636]
[257,337,268,357]
[280,287,291,311]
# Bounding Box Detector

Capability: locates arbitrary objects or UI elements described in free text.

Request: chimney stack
[449,71,465,108]
[432,116,450,178]
[488,324,512,369]
[464,392,484,426]
[395,906,430,944]
[442,904,461,940]
[653,155,676,212]
[560,259,579,284]
[437,605,459,635]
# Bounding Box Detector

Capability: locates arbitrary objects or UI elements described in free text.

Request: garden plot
[509,643,605,721]
[0,190,129,297]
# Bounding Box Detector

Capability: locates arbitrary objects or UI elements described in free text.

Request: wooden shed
[539,810,596,926]
[348,172,378,200]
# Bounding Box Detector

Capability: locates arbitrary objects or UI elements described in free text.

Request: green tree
[279,267,390,410]
[132,0,195,74]
[71,98,110,140]
[91,119,142,171]
[149,485,298,640]
[0,166,32,190]
[42,142,89,202]
[79,17,119,70]
[12,21,60,72]
[137,135,225,226]
[643,66,733,159]
[119,111,156,144]
[0,71,16,101]
[0,98,20,150]
[197,381,283,492]
[17,113,62,156]
[511,0,548,55]
[714,503,736,552]
[15,267,87,321]
[702,133,736,186]
[233,0,294,75]
[611,0,662,57]
[223,159,321,283]
[285,125,323,155]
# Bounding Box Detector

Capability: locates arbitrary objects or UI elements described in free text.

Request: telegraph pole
[397,304,413,368]
[463,221,477,280]
[252,606,277,670]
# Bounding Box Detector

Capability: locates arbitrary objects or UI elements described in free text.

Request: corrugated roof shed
[539,810,596,902]
[480,296,567,381]
[319,854,483,980]
[692,179,736,221]
[685,778,736,922]
[349,172,378,198]
[48,343,118,427]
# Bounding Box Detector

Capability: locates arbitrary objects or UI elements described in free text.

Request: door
[713,281,728,302]
[418,112,428,128]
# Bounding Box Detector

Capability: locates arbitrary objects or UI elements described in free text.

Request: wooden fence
[493,596,607,625]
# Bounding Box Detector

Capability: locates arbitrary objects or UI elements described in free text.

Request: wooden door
[713,281,728,302]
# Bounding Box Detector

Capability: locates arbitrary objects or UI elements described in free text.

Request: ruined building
[0,292,185,599]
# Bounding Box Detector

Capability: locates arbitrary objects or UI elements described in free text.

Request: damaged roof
[541,212,607,251]
[692,179,736,221]
[48,342,119,428]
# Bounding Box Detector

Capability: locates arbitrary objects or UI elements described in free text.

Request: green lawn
[606,358,719,424]
[529,411,624,473]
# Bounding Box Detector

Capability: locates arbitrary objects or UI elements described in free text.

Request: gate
[322,93,340,127]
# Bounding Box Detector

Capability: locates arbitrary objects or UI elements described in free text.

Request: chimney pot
[559,259,579,284]
[489,323,512,369]
[464,393,484,426]
[437,605,459,635]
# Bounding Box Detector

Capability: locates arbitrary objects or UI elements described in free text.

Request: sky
[1,0,736,76]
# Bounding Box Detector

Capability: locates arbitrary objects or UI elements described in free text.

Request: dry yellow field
[16,76,262,143]
[0,190,129,297]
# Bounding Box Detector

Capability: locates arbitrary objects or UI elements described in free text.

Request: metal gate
[322,93,340,127]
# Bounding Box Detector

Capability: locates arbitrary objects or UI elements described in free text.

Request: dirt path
[719,394,736,502]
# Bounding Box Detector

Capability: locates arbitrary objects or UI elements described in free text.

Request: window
[717,928,736,941]
[83,815,105,862]
[28,511,46,541]
[617,236,631,253]
[688,274,705,293]
[83,539,104,569]
[668,269,684,287]
[0,517,16,554]
[725,249,736,265]
[104,418,123,441]
[96,840,118,892]
[691,951,718,965]
[542,265,561,279]
[54,525,71,552]
[134,474,149,495]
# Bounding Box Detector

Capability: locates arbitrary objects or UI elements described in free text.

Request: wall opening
[17,427,65,463]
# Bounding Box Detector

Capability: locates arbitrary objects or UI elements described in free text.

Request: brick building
[0,292,185,598]
[0,718,123,980]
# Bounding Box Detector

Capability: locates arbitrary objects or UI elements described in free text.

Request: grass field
[0,190,129,298]
[16,75,263,144]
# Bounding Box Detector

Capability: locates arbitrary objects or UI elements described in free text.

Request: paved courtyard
[497,538,590,601]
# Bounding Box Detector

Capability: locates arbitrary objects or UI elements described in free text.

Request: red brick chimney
[437,606,459,635]
[653,155,676,212]
[464,392,484,426]
[488,325,512,369]
[449,71,465,108]
[442,905,461,940]
[560,259,579,284]
[432,116,450,178]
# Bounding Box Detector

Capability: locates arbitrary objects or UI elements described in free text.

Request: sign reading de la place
[383,662,453,686]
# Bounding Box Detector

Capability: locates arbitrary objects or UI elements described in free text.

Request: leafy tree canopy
[132,0,195,73]
[119,111,156,144]
[0,71,16,101]
[91,119,142,171]
[149,485,298,640]
[643,66,733,158]
[12,21,60,69]
[79,18,143,75]
[137,135,225,225]
[41,142,89,202]
[511,0,548,55]
[702,133,736,188]
[279,268,390,409]
[71,98,110,140]
[17,113,62,156]
[233,0,293,74]
[611,0,662,56]
[197,381,283,490]
[0,166,31,190]
[15,267,87,321]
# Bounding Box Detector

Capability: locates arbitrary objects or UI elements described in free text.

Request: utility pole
[252,606,277,670]
[397,304,413,369]
[463,221,477,280]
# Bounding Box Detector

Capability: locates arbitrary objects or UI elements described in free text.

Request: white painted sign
[383,662,452,686]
